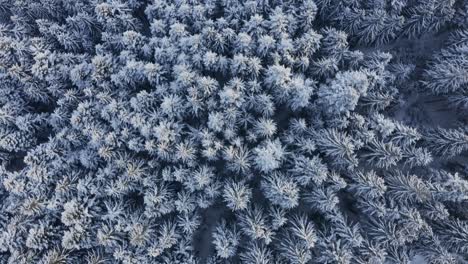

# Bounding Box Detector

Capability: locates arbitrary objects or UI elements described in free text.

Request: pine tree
[349,170,387,200]
[223,180,252,211]
[314,129,359,169]
[318,71,370,115]
[277,232,312,264]
[385,171,431,205]
[213,220,240,259]
[262,172,300,209]
[288,214,318,249]
[253,139,286,173]
[288,155,329,186]
[239,242,274,264]
[424,128,468,157]
[237,206,274,244]
[362,139,403,168]
[422,44,468,94]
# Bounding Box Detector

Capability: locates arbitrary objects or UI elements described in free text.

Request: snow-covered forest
[0,0,467,263]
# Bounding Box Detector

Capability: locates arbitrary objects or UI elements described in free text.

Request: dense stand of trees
[0,0,467,263]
